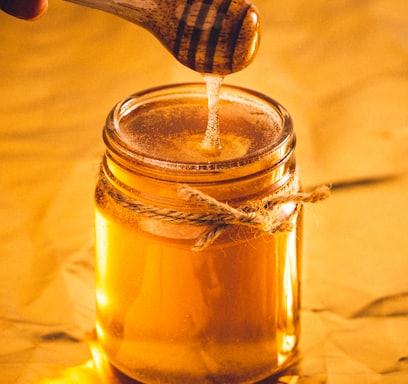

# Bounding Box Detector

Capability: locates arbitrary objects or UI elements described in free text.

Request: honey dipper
[65,0,261,75]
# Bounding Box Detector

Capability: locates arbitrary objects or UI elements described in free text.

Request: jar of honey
[94,83,302,383]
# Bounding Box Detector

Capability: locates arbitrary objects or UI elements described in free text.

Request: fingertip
[1,0,48,20]
[31,0,48,20]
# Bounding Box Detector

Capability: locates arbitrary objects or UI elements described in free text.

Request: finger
[1,0,48,20]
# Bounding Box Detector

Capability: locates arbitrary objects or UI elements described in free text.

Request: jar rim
[103,83,294,180]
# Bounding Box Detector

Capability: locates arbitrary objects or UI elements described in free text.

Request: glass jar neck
[101,83,296,206]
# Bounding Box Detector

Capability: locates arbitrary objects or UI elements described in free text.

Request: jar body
[94,84,302,383]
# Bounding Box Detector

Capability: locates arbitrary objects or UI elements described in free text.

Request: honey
[94,83,302,383]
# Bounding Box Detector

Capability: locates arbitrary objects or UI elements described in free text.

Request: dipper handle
[65,0,261,75]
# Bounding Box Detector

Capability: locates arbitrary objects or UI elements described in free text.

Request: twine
[101,174,330,251]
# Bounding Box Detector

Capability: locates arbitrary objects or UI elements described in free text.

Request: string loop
[101,175,330,251]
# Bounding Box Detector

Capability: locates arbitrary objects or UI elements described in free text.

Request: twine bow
[102,175,330,251]
[178,183,330,250]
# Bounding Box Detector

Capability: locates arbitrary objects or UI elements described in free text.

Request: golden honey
[94,83,302,383]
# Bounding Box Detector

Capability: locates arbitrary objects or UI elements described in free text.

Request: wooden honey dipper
[66,0,261,75]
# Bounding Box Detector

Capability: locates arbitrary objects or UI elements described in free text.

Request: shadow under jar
[94,83,302,384]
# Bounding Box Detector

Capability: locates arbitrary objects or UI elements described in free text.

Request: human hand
[1,0,48,20]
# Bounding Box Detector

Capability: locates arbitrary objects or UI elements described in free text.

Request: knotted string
[101,175,330,251]
[178,182,330,250]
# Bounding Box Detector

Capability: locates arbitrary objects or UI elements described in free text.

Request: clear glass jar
[94,83,302,383]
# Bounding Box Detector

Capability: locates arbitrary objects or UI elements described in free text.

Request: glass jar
[94,83,302,383]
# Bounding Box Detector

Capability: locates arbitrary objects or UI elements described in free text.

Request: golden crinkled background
[1,1,407,383]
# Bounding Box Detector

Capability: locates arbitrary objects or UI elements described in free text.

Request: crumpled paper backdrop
[1,0,407,383]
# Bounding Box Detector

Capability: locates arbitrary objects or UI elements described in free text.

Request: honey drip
[201,75,224,154]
